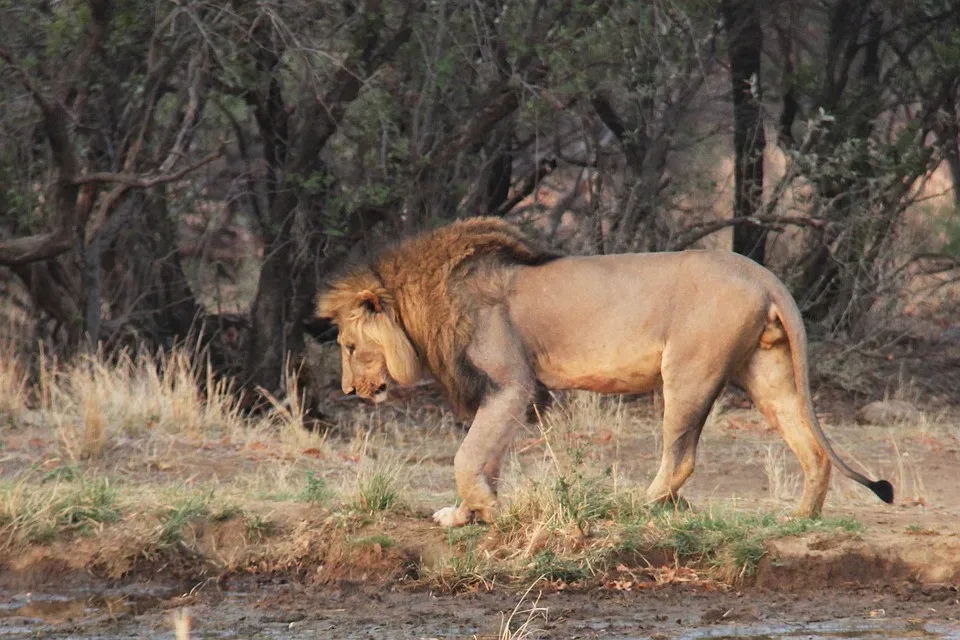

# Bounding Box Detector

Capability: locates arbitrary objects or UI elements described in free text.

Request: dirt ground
[5,577,959,639]
[2,348,960,638]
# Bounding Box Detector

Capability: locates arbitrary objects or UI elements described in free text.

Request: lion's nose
[375,383,387,394]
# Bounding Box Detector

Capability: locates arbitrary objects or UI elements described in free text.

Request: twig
[491,158,557,218]
[670,215,826,251]
[73,150,224,188]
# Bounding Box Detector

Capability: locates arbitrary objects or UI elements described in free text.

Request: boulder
[854,399,921,425]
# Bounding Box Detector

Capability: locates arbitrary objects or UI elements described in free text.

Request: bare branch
[215,97,266,227]
[0,46,80,183]
[55,0,112,102]
[491,157,557,217]
[669,215,826,252]
[73,150,224,188]
[910,253,960,275]
[0,186,95,266]
[591,91,646,169]
[0,45,83,266]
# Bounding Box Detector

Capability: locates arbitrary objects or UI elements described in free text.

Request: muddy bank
[3,575,960,639]
[3,509,959,596]
[756,527,960,589]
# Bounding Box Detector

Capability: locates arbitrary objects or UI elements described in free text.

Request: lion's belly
[534,349,664,394]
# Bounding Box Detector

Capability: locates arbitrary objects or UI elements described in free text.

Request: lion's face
[337,326,391,403]
[318,285,424,405]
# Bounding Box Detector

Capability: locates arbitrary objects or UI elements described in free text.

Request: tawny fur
[318,216,893,528]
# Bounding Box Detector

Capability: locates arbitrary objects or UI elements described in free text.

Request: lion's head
[316,279,423,403]
[316,217,562,416]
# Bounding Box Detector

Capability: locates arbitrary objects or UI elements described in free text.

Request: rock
[854,400,921,426]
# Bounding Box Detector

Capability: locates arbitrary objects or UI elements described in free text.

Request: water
[2,588,958,639]
[678,619,960,639]
[0,587,178,638]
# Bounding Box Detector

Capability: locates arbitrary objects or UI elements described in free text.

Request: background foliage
[2,0,960,410]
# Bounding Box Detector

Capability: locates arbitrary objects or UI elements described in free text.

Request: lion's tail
[770,287,894,506]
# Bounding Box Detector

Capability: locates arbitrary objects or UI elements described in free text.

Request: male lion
[317,217,893,528]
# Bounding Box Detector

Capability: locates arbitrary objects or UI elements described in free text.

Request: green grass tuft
[245,514,277,542]
[159,493,210,545]
[54,478,121,532]
[625,510,865,579]
[529,549,588,583]
[355,472,401,513]
[301,471,333,504]
[352,533,396,549]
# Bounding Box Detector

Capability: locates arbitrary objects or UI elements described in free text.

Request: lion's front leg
[432,384,531,527]
[433,306,534,528]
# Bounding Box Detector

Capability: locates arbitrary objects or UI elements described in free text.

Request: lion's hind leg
[736,345,831,518]
[645,368,727,510]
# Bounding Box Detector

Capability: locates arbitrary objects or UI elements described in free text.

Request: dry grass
[14,345,336,469]
[761,445,800,504]
[45,348,246,450]
[172,607,191,640]
[498,579,550,640]
[0,339,28,425]
[0,344,948,592]
[887,431,930,507]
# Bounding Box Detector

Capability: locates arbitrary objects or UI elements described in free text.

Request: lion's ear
[356,289,385,314]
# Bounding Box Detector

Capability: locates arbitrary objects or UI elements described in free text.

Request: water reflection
[679,619,960,640]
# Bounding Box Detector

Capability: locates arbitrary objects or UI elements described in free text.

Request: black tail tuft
[870,479,894,504]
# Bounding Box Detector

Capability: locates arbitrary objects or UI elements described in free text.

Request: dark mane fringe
[319,217,563,418]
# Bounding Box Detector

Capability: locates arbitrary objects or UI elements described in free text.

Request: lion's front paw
[432,505,472,528]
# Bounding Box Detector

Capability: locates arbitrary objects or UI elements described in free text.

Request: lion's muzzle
[352,382,389,403]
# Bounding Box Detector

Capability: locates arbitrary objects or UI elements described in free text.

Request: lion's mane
[317,217,563,418]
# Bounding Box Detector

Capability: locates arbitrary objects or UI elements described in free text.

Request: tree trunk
[245,234,303,396]
[722,0,767,264]
[240,2,417,408]
[484,150,513,215]
[243,180,317,399]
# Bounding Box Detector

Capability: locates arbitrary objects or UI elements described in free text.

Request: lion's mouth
[373,389,389,403]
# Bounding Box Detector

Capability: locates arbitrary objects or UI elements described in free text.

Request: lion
[316,216,894,528]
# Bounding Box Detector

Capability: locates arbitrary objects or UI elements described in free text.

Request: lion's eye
[345,344,356,355]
